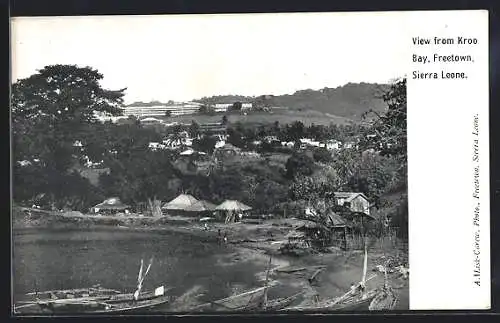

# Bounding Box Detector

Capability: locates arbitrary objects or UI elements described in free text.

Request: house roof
[334,192,369,202]
[294,219,320,229]
[184,200,217,212]
[162,194,199,210]
[93,197,129,210]
[215,200,252,211]
[326,211,348,227]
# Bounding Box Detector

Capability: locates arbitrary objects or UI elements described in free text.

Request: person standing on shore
[223,232,228,245]
[217,229,222,245]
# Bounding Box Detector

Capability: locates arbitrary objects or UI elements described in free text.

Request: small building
[215,140,226,149]
[162,194,199,216]
[214,103,233,113]
[90,197,130,215]
[162,135,192,150]
[333,192,371,215]
[215,200,252,223]
[213,102,252,113]
[264,135,278,143]
[343,141,357,149]
[149,142,164,151]
[325,140,341,151]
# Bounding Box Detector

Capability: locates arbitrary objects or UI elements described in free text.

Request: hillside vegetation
[269,83,389,120]
[160,109,352,126]
[127,83,390,122]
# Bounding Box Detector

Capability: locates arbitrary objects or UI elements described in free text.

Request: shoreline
[13,218,410,310]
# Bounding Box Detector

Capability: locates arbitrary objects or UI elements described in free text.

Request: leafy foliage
[362,79,407,162]
[12,65,126,209]
[12,65,407,225]
[285,152,315,179]
[99,149,180,205]
[195,83,389,120]
[312,148,334,163]
[189,121,200,138]
[192,135,217,154]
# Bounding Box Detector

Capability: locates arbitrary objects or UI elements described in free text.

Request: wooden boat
[282,282,378,312]
[282,247,380,312]
[261,291,304,311]
[20,285,122,302]
[258,255,303,311]
[191,256,303,313]
[15,258,172,314]
[29,286,171,313]
[190,283,278,312]
[368,269,398,311]
[15,285,171,314]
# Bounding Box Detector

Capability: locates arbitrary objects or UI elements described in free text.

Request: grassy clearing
[159,110,352,126]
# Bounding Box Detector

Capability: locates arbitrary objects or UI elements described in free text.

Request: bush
[285,152,315,179]
[313,148,333,163]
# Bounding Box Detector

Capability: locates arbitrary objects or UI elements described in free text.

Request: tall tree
[12,65,125,167]
[193,135,217,154]
[231,101,243,111]
[362,78,407,162]
[285,152,315,179]
[287,121,305,141]
[100,150,179,205]
[189,120,200,138]
[12,65,126,208]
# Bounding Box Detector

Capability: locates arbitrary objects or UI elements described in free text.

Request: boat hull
[282,292,378,312]
[14,287,171,315]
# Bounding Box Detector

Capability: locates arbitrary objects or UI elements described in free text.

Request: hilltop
[266,82,390,120]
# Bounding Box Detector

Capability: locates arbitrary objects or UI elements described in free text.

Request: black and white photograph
[11,12,411,315]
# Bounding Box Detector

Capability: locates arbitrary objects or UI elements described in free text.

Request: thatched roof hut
[184,200,217,213]
[91,197,129,213]
[215,200,252,223]
[215,200,252,212]
[162,194,199,211]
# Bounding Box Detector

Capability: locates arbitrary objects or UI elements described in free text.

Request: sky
[11,12,407,104]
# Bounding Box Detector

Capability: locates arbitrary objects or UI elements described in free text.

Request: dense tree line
[12,65,407,234]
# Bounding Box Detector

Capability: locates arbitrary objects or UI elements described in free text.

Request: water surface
[13,228,265,310]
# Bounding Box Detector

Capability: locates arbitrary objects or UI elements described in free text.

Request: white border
[407,10,490,310]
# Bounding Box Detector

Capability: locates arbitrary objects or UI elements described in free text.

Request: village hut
[215,200,252,223]
[285,230,309,247]
[184,200,218,219]
[90,197,130,215]
[294,211,352,250]
[162,194,199,216]
[325,211,351,249]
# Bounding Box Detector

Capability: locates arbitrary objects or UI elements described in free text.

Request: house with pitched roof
[333,192,371,215]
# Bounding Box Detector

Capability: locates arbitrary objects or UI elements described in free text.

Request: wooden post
[263,255,272,309]
[361,214,365,249]
[343,226,347,250]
